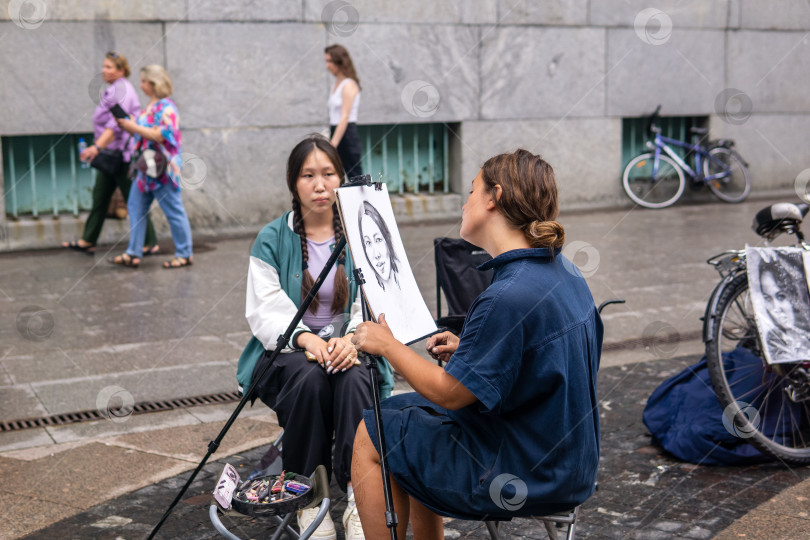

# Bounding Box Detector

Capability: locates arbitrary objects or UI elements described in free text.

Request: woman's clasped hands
[299,332,359,374]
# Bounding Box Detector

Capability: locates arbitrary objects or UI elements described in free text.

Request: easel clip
[345,174,383,191]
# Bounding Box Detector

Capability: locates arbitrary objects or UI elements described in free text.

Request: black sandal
[143,245,160,257]
[163,256,192,269]
[109,253,141,268]
[62,240,95,254]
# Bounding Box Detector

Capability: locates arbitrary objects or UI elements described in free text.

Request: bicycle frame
[702,250,747,343]
[647,130,731,183]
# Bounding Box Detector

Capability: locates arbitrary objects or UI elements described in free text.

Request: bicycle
[622,106,751,209]
[702,201,810,463]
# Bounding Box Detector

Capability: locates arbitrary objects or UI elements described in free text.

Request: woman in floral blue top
[110,64,193,269]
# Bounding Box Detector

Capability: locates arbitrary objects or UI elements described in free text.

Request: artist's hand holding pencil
[352,313,397,358]
[426,331,459,364]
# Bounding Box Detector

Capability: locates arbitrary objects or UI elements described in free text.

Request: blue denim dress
[364,248,603,520]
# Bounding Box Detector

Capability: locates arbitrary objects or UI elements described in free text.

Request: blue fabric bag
[642,347,777,465]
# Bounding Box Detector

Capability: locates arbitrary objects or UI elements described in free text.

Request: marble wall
[1,0,808,244]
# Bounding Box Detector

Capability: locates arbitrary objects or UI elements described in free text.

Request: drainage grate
[0,391,243,433]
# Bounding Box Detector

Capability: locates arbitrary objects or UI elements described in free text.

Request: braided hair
[287,135,349,313]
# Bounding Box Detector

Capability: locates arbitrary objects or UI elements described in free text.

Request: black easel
[147,175,396,539]
[354,267,399,540]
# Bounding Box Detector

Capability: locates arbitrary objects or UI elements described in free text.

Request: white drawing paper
[336,184,437,344]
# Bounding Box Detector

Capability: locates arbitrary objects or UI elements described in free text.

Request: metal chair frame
[485,506,579,540]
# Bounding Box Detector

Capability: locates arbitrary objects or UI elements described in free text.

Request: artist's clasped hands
[426,331,459,363]
[352,313,396,357]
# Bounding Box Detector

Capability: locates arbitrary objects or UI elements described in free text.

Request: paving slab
[0,490,80,540]
[0,428,53,454]
[1,348,125,385]
[109,416,280,463]
[104,335,243,371]
[0,366,12,387]
[0,442,185,510]
[44,409,204,445]
[182,402,277,425]
[716,478,810,539]
[1,412,279,539]
[0,385,48,421]
[29,361,235,416]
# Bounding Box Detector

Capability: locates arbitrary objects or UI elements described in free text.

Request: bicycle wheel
[703,147,751,203]
[706,273,810,464]
[622,153,685,209]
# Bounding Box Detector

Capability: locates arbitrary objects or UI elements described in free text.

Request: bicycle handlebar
[646,105,662,134]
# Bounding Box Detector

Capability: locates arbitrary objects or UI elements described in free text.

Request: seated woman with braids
[236,134,393,540]
[350,149,603,539]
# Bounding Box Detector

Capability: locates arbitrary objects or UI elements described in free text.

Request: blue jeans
[126,182,192,259]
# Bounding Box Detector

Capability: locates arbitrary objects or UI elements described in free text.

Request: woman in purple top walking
[62,52,158,255]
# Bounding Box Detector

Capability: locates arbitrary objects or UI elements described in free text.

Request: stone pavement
[2,195,810,538]
[19,356,810,539]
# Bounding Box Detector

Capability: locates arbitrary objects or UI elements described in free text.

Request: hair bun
[526,220,565,249]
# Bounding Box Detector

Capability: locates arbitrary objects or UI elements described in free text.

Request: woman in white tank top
[325,44,363,179]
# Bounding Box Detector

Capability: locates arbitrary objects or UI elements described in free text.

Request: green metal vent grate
[358,123,451,194]
[2,134,96,218]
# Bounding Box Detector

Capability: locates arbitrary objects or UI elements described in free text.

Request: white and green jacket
[236,211,394,398]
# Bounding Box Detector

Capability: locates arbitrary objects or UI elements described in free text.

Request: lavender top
[302,236,339,332]
[92,77,141,161]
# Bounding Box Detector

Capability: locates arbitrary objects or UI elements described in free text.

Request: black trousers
[330,123,363,179]
[252,351,374,491]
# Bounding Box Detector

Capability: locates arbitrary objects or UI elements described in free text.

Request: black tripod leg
[366,356,398,539]
[356,281,398,540]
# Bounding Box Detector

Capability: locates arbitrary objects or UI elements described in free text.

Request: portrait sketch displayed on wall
[336,184,437,344]
[746,246,810,364]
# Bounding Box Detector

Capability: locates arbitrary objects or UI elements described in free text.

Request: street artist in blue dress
[350,149,603,539]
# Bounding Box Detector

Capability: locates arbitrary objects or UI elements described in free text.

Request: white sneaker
[297,506,336,540]
[342,493,366,540]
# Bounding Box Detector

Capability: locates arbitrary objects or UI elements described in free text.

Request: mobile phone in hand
[109,104,128,119]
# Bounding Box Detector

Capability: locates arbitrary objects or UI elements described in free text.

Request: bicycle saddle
[752,202,810,239]
[711,138,735,148]
[690,127,709,135]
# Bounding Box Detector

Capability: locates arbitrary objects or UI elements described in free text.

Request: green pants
[82,165,156,247]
